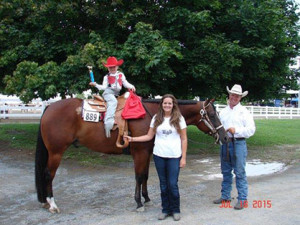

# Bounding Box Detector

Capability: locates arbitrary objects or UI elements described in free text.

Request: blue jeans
[153,155,181,214]
[220,139,248,201]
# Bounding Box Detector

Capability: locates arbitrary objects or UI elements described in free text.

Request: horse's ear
[205,98,214,104]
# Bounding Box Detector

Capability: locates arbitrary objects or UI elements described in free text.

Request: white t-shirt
[150,115,187,158]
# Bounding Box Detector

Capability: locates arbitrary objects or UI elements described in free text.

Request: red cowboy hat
[102,56,124,68]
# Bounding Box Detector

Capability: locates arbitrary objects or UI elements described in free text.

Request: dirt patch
[0,142,299,225]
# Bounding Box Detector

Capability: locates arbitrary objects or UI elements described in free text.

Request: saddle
[85,94,129,148]
[87,95,107,112]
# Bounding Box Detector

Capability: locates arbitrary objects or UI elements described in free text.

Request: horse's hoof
[136,206,145,212]
[42,203,50,209]
[49,207,61,213]
[46,197,60,213]
[144,201,153,206]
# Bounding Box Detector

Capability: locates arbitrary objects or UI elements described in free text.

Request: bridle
[197,100,223,144]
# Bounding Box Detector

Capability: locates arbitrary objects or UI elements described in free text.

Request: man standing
[213,84,256,210]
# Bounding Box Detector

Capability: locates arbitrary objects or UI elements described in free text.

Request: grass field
[187,119,300,152]
[1,119,300,164]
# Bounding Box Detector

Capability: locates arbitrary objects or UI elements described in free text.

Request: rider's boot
[105,123,113,138]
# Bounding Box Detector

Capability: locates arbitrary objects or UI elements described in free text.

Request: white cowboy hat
[226,84,248,97]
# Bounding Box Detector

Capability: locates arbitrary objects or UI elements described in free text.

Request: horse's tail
[35,109,49,203]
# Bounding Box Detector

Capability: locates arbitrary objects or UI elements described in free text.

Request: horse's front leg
[134,153,152,211]
[135,172,152,211]
[132,142,153,211]
[142,175,152,206]
[135,174,144,211]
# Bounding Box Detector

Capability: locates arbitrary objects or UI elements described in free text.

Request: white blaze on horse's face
[162,97,173,115]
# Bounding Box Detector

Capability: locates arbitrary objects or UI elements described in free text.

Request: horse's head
[196,99,229,145]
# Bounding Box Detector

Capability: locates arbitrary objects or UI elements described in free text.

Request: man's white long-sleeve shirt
[219,103,256,139]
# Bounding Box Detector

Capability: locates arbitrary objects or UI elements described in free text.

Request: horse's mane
[142,98,197,105]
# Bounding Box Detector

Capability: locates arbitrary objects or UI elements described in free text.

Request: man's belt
[229,137,245,141]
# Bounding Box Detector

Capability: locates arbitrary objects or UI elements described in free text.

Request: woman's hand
[123,128,155,143]
[180,157,186,168]
[89,82,96,87]
[123,135,134,142]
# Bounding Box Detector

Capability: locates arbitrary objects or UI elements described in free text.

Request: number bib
[83,110,100,122]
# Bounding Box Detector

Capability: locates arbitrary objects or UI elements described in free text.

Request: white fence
[0,98,57,120]
[215,104,300,119]
[1,99,300,120]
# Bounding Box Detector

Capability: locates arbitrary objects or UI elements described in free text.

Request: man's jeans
[220,139,248,201]
[153,155,181,214]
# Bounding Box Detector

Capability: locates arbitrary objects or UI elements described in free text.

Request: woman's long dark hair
[153,94,182,133]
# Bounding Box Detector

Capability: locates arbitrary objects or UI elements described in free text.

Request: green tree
[1,0,299,102]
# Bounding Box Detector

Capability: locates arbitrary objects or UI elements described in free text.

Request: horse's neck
[142,101,201,125]
[142,102,160,117]
[180,102,201,126]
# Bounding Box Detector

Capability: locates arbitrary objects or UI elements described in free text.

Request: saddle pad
[82,100,102,122]
[83,99,100,112]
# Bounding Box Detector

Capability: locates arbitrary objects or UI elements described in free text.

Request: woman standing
[124,94,187,221]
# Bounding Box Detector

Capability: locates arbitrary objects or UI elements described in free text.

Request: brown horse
[35,97,229,213]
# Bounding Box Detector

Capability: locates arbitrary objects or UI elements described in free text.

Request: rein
[141,101,154,118]
[197,101,223,144]
[224,134,236,162]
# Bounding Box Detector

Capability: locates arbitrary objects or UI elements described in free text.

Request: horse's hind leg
[35,126,61,213]
[43,153,64,213]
